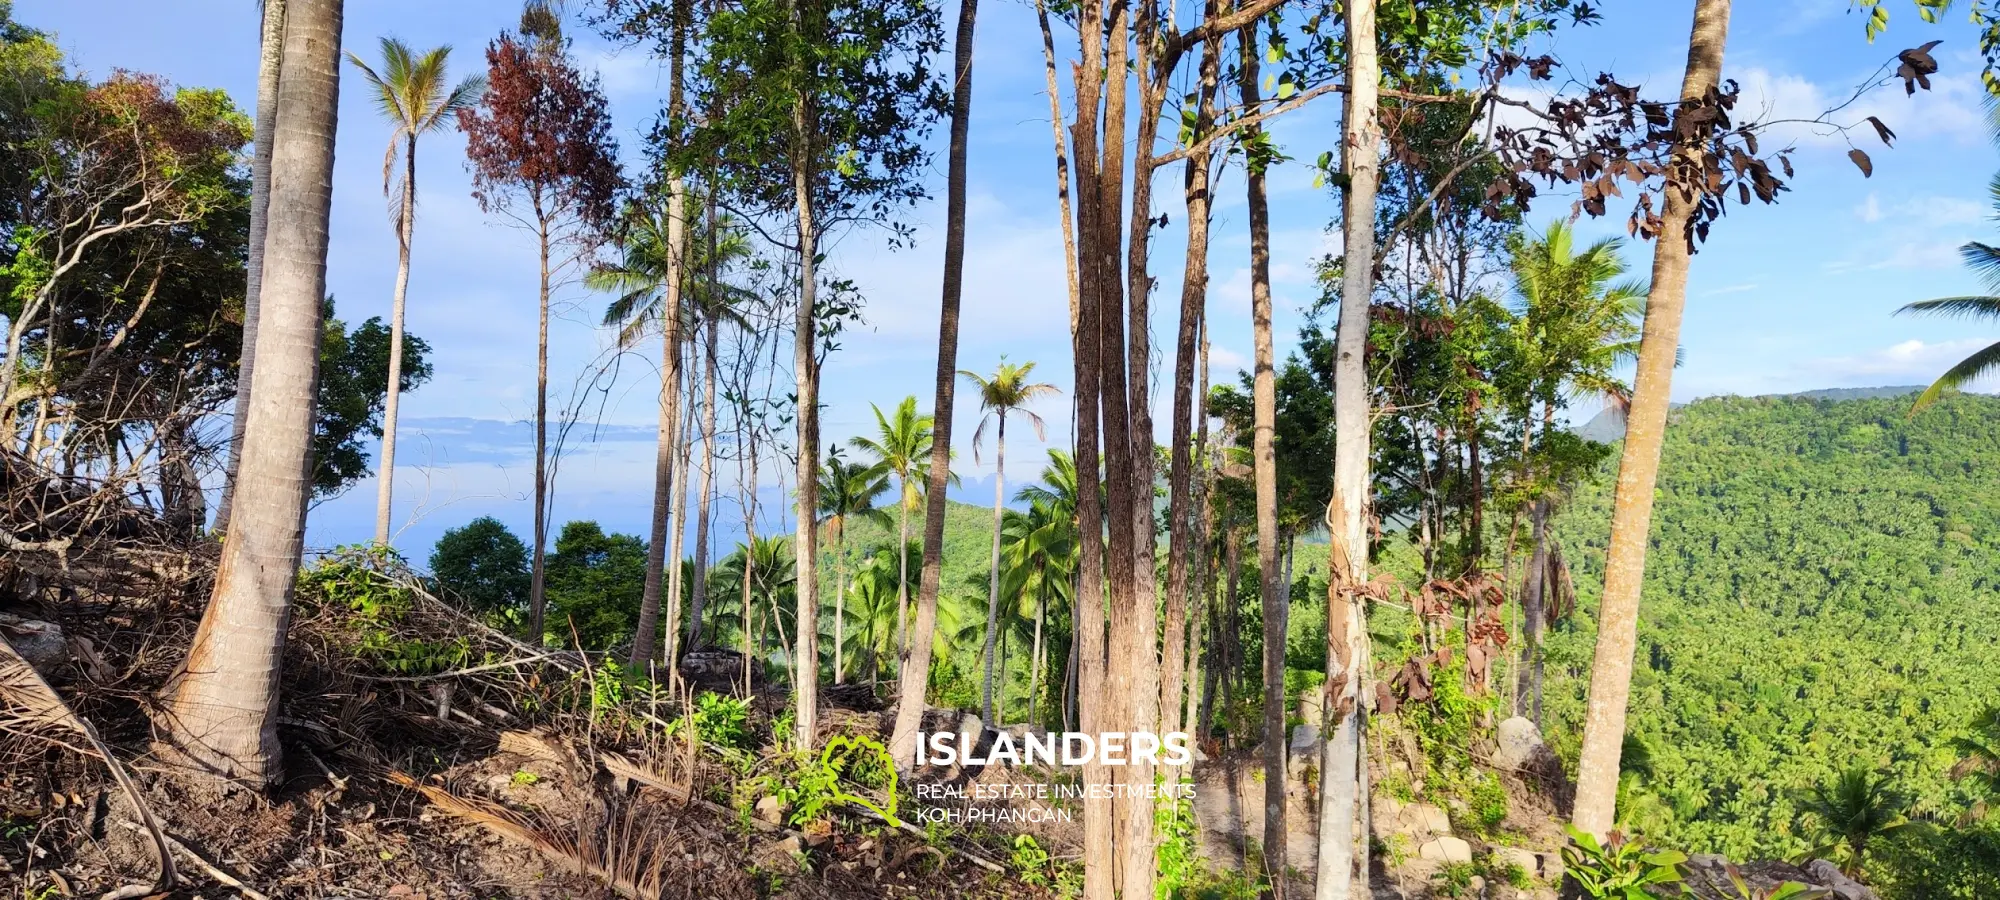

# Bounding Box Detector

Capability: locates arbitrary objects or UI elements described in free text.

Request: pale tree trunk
[662,340,695,666]
[1161,10,1221,755]
[1242,19,1289,894]
[685,237,720,654]
[894,498,911,657]
[632,5,690,669]
[833,525,847,684]
[1028,581,1046,724]
[1316,1,1379,895]
[1573,0,1730,839]
[217,0,288,534]
[163,0,340,785]
[980,414,1006,724]
[528,210,550,644]
[789,122,821,749]
[887,0,975,766]
[1183,322,1212,734]
[373,135,416,545]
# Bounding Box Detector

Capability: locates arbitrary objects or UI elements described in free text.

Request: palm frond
[1911,339,2000,413]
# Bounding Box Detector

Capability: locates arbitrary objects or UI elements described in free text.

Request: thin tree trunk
[662,340,695,668]
[1518,496,1548,723]
[894,499,911,658]
[633,5,690,668]
[1242,19,1289,894]
[1573,0,1730,839]
[163,0,339,785]
[685,302,720,654]
[529,212,550,645]
[834,529,848,684]
[1160,5,1221,753]
[1316,0,1380,893]
[216,0,288,535]
[790,144,820,748]
[1029,581,1046,725]
[373,135,416,545]
[980,415,1007,724]
[887,0,976,768]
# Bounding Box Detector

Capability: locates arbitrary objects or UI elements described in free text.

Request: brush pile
[0,525,1045,898]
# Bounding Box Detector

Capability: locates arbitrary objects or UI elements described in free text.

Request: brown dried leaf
[1848,148,1873,178]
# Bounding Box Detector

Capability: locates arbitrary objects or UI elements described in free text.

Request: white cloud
[1734,65,1988,151]
[1856,192,1882,223]
[1799,337,2000,386]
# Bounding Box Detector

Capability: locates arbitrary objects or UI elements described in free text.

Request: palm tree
[164,0,343,785]
[1505,219,1646,724]
[849,396,948,663]
[1950,705,2000,818]
[1899,177,2000,411]
[1001,493,1076,724]
[818,450,889,683]
[594,203,754,668]
[346,38,484,546]
[1573,0,1732,839]
[961,359,1059,725]
[215,0,288,534]
[708,536,798,667]
[1799,766,1918,878]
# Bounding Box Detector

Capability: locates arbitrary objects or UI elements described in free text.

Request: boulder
[1536,851,1565,884]
[1804,860,1877,900]
[1491,716,1548,772]
[1417,836,1474,864]
[754,794,784,825]
[1289,723,1320,756]
[1395,802,1451,839]
[1491,846,1539,878]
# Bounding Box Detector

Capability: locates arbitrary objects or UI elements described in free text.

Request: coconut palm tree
[1799,766,1918,878]
[850,396,950,663]
[961,359,1059,725]
[164,0,343,785]
[708,536,798,668]
[1950,705,2000,816]
[1504,219,1646,724]
[1573,0,1731,838]
[345,38,484,546]
[1001,494,1075,724]
[593,202,755,668]
[818,450,889,683]
[844,544,913,685]
[1899,179,2000,411]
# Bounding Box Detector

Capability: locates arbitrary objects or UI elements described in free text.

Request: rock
[1418,836,1474,864]
[1537,851,1565,884]
[0,614,66,674]
[1467,875,1486,894]
[1491,716,1547,772]
[1289,723,1320,756]
[1299,685,1324,728]
[1804,860,1877,900]
[754,794,784,825]
[1491,846,1539,877]
[1396,803,1451,839]
[957,712,985,741]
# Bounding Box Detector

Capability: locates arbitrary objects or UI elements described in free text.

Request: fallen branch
[116,820,267,900]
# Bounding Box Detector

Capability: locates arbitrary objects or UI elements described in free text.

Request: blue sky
[21,0,1998,558]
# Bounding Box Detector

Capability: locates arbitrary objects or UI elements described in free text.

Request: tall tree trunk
[1316,0,1380,894]
[163,0,340,785]
[529,212,550,644]
[980,414,1007,724]
[216,0,289,535]
[1029,581,1046,724]
[685,299,720,654]
[789,111,821,749]
[834,529,848,684]
[888,0,975,766]
[895,497,911,657]
[662,341,695,666]
[1573,0,1730,839]
[373,135,417,545]
[1161,13,1221,751]
[1242,20,1289,894]
[633,3,690,669]
[1184,320,1212,735]
[1518,495,1548,723]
